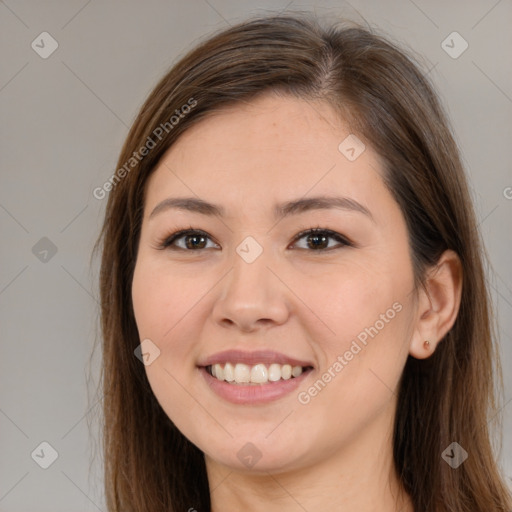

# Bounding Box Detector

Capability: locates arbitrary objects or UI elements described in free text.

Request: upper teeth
[210,363,305,384]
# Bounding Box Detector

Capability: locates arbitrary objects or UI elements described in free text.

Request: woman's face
[131,93,419,474]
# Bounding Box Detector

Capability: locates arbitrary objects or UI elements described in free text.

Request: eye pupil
[308,234,328,250]
[186,235,207,250]
[162,228,347,252]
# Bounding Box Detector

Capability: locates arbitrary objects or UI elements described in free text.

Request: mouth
[204,362,314,385]
[197,349,315,403]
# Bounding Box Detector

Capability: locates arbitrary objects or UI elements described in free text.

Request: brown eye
[182,233,208,250]
[160,230,218,251]
[158,227,351,252]
[292,229,351,251]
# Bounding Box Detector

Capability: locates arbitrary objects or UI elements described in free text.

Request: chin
[199,430,316,474]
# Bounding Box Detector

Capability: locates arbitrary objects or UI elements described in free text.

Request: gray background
[1,0,511,510]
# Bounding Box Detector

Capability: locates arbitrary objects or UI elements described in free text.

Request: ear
[409,249,463,359]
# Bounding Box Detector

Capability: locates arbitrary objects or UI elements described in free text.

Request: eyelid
[157,227,219,251]
[291,225,352,249]
[156,226,353,251]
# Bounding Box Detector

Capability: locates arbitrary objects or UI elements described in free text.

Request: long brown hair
[91,12,512,511]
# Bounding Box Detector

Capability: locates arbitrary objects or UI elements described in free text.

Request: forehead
[164,93,354,161]
[144,94,387,216]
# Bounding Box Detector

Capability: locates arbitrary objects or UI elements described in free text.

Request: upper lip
[198,349,314,368]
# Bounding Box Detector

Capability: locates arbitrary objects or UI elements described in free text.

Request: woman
[92,13,512,512]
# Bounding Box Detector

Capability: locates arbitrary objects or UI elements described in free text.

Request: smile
[206,362,313,384]
[198,349,315,404]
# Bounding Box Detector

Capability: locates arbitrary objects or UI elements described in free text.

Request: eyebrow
[149,195,374,222]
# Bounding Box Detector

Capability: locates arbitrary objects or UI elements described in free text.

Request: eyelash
[156,225,353,252]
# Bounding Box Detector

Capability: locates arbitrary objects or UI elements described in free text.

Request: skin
[131,92,462,512]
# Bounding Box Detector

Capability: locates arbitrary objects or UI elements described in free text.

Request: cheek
[131,261,205,429]
[302,257,413,393]
[131,257,204,339]
[309,259,406,339]
[131,257,217,397]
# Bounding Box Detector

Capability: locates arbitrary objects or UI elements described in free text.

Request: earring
[424,340,431,350]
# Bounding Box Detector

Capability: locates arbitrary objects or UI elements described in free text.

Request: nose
[211,245,290,333]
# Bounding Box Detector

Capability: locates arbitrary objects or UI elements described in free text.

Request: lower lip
[199,367,313,405]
